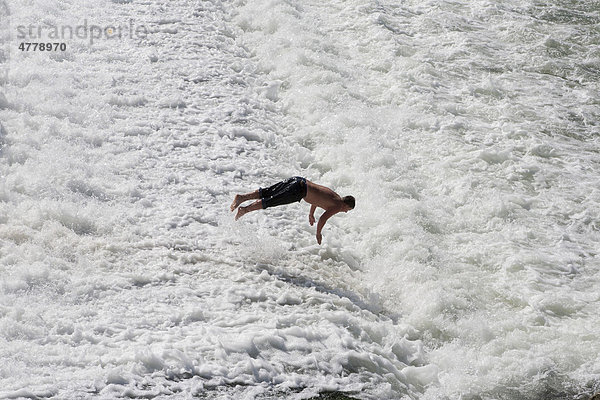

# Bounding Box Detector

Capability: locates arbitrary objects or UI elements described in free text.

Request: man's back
[304,180,343,210]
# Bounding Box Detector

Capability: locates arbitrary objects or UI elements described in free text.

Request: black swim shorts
[260,176,307,209]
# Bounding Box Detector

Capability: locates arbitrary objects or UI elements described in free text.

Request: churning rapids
[0,0,599,399]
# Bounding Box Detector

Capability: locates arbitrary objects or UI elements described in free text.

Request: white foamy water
[1,0,599,399]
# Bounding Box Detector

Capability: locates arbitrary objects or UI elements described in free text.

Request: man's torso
[304,180,342,210]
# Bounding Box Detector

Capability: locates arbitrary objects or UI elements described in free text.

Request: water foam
[233,0,600,398]
[1,0,599,398]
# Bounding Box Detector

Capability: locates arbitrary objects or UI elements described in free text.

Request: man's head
[342,196,355,211]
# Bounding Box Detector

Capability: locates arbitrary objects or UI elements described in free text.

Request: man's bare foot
[230,195,243,212]
[235,206,247,221]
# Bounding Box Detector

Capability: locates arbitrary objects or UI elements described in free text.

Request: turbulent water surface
[1,0,599,399]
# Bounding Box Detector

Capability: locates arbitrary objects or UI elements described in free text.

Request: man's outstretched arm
[316,209,336,245]
[308,204,317,226]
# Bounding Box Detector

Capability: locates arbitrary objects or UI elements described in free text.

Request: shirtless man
[230,176,355,244]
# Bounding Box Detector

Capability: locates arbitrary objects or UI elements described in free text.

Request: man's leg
[230,190,260,212]
[235,199,262,221]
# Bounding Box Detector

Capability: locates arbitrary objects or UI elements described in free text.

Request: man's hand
[308,204,317,226]
[316,232,322,245]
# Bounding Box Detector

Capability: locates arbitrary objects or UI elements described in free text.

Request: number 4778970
[19,42,67,51]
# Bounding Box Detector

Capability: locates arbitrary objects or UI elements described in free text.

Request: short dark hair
[342,196,355,209]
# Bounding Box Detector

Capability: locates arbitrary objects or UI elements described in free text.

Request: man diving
[230,176,355,245]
